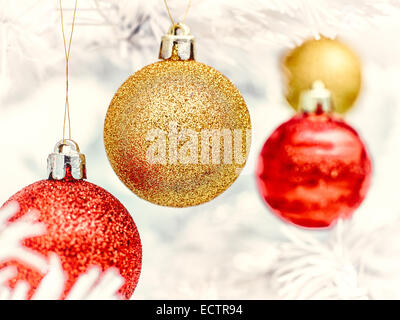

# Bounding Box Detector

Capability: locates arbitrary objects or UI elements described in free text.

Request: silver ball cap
[47,139,86,180]
[300,80,332,113]
[159,23,196,61]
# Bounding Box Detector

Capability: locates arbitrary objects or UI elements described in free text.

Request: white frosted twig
[31,254,66,300]
[0,202,48,273]
[66,267,124,300]
[0,201,125,300]
[0,267,16,285]
[7,281,30,300]
[272,219,370,300]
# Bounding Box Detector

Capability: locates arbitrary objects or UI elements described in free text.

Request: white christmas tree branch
[271,219,370,300]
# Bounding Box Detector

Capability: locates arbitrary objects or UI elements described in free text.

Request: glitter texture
[283,37,361,113]
[0,169,142,299]
[256,112,372,228]
[104,59,251,207]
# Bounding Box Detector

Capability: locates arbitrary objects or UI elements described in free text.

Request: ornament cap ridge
[299,80,332,113]
[47,139,87,180]
[159,23,196,61]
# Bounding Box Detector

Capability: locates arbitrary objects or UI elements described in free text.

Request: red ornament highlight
[0,169,142,299]
[256,112,372,228]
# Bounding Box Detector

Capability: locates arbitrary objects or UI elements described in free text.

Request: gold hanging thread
[59,0,78,142]
[163,0,192,25]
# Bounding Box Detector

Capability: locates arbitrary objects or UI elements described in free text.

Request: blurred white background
[1,0,400,299]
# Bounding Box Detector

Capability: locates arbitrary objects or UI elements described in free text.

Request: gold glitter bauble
[104,59,251,207]
[283,37,362,113]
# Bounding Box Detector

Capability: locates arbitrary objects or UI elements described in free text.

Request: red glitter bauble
[0,170,142,299]
[256,111,372,228]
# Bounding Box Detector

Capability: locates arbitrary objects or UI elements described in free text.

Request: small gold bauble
[104,59,251,207]
[283,37,362,113]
